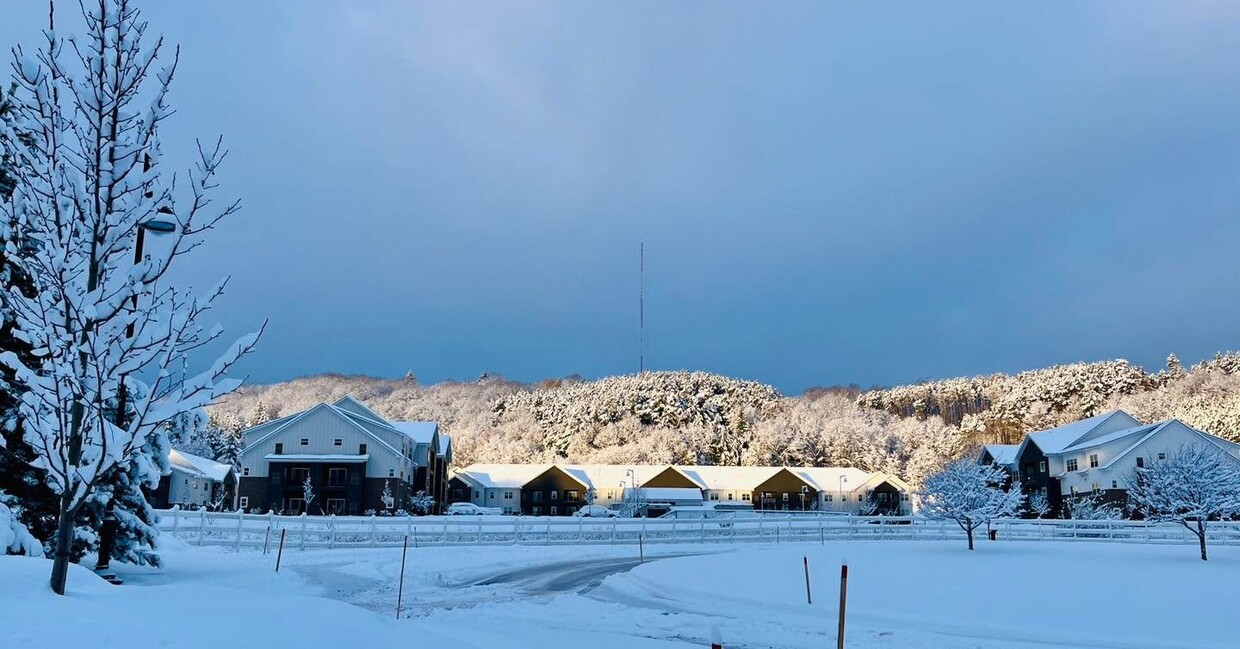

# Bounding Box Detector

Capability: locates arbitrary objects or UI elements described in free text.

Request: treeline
[202,352,1240,489]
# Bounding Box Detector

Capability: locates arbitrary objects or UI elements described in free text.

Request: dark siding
[521,467,589,516]
[751,469,817,511]
[448,477,474,504]
[643,467,700,489]
[1016,442,1063,517]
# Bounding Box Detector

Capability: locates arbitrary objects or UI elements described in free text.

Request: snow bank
[0,554,473,649]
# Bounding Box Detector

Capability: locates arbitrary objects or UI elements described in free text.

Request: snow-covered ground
[4,537,1238,648]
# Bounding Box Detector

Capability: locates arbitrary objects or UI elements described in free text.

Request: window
[453,489,463,500]
[184,478,190,487]
[504,491,514,500]
[550,506,558,516]
[274,443,283,455]
[326,498,345,514]
[1070,486,1078,495]
[566,490,579,501]
[1066,458,1079,472]
[1111,480,1118,489]
[350,473,359,485]
[242,467,250,476]
[878,492,889,502]
[289,467,310,484]
[532,506,542,516]
[333,438,343,447]
[901,493,909,501]
[285,498,305,514]
[825,494,834,502]
[300,437,309,446]
[1157,452,1166,461]
[359,444,367,455]
[239,496,249,509]
[348,503,359,516]
[1089,454,1099,468]
[1091,483,1100,494]
[1038,460,1047,473]
[192,481,198,490]
[533,491,543,503]
[742,493,751,501]
[1136,457,1145,468]
[474,491,480,500]
[272,472,281,485]
[551,490,559,500]
[388,468,395,477]
[710,492,720,501]
[782,492,789,502]
[328,468,347,487]
[727,493,734,500]
[490,492,497,500]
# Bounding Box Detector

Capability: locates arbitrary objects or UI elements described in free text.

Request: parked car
[572,505,618,518]
[446,502,503,516]
[657,506,745,527]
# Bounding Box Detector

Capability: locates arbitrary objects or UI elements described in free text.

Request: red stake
[710,624,723,649]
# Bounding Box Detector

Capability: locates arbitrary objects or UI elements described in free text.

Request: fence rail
[154,509,1240,551]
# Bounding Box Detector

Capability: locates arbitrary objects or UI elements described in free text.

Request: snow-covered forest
[201,352,1240,488]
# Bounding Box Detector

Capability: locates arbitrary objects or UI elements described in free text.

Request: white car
[446,502,503,516]
[572,505,618,518]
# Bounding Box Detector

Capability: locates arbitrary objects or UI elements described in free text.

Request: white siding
[1056,421,1225,496]
[169,470,215,507]
[239,405,415,480]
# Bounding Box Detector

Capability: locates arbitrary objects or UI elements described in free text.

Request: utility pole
[639,242,645,374]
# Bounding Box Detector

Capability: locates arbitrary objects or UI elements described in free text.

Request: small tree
[1126,445,1240,561]
[1026,491,1051,519]
[380,480,394,511]
[920,460,1024,550]
[618,485,648,518]
[302,476,315,514]
[407,491,435,515]
[1063,493,1122,520]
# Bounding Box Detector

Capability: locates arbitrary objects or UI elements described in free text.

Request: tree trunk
[966,527,974,551]
[1198,520,1208,562]
[49,491,77,594]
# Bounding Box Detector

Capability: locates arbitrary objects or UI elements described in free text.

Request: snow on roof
[457,464,558,488]
[331,396,388,424]
[673,466,781,490]
[1026,410,1138,454]
[169,449,232,482]
[636,487,704,503]
[391,421,438,445]
[982,444,1020,466]
[263,453,370,463]
[793,467,874,492]
[1060,422,1162,454]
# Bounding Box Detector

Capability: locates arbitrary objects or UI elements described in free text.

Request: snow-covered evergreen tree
[1125,445,1240,561]
[920,460,1023,550]
[407,490,435,515]
[0,490,41,555]
[0,0,260,593]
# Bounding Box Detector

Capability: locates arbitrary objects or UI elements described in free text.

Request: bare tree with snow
[0,0,260,593]
[302,476,315,514]
[920,460,1024,550]
[1125,445,1240,561]
[1026,491,1051,518]
[1063,494,1122,521]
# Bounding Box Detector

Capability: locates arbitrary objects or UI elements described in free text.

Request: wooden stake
[396,534,410,619]
[803,556,813,604]
[262,525,271,555]
[639,533,644,564]
[275,528,287,573]
[710,624,723,649]
[837,563,848,649]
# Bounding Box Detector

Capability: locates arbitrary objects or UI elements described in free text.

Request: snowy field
[4,537,1238,648]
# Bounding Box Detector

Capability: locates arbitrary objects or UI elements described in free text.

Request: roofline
[241,402,404,462]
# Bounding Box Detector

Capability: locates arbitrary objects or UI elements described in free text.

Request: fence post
[329,514,337,549]
[513,517,519,545]
[235,509,244,550]
[300,513,308,550]
[611,517,617,544]
[820,518,825,545]
[370,514,378,548]
[171,505,180,536]
[758,517,763,540]
[197,508,207,546]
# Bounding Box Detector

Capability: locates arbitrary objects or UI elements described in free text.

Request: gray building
[237,396,449,515]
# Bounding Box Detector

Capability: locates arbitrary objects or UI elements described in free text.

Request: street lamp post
[838,476,848,513]
[800,485,808,511]
[96,214,177,585]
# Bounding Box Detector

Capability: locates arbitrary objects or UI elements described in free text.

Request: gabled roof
[793,467,874,492]
[392,421,439,445]
[1018,410,1142,457]
[1060,422,1162,454]
[981,444,1020,466]
[169,449,233,482]
[331,396,388,425]
[1099,419,1240,471]
[455,464,557,488]
[241,402,403,461]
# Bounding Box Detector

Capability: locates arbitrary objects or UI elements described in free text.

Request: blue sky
[5,2,1240,394]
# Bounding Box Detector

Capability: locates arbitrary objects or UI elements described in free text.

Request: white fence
[155,508,1240,551]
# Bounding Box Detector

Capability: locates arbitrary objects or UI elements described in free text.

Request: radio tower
[639,242,645,374]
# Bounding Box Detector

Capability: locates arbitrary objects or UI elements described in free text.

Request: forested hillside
[199,352,1240,488]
